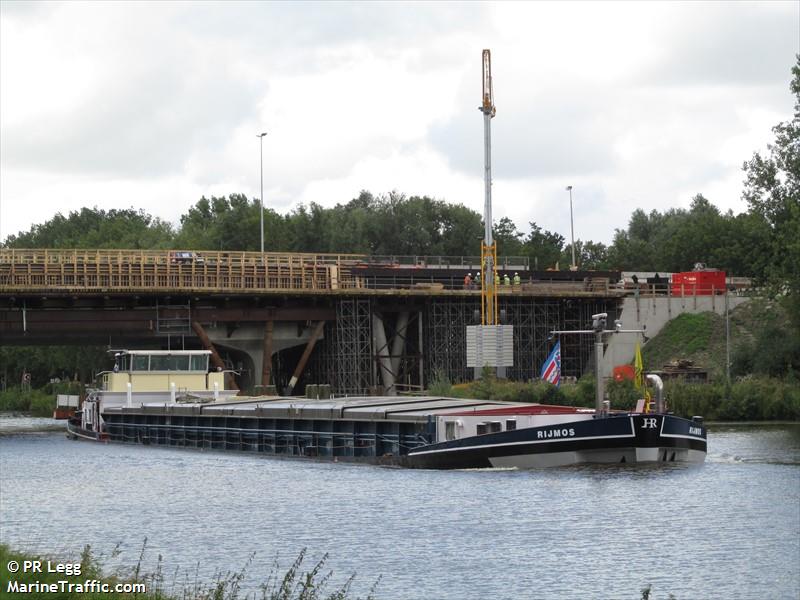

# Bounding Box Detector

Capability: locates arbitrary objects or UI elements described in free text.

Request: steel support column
[285,320,326,395]
[372,312,395,395]
[262,319,274,387]
[390,311,410,379]
[191,320,239,391]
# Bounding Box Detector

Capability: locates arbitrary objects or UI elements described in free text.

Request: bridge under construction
[0,248,623,395]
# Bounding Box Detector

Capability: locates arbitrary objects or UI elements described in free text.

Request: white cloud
[1,0,797,246]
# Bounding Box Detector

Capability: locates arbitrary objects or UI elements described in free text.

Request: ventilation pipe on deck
[646,373,665,413]
[126,382,132,408]
[170,382,176,404]
[593,313,607,414]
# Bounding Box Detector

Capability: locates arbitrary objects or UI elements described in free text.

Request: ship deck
[99,395,531,463]
[104,395,528,422]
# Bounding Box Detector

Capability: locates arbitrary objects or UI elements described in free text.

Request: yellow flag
[634,342,652,412]
[634,342,644,392]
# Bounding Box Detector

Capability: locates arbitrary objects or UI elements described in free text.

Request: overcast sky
[1,1,797,247]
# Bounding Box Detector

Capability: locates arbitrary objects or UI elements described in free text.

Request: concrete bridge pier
[372,311,410,396]
[204,321,322,390]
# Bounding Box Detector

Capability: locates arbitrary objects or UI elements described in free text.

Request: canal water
[1,417,798,600]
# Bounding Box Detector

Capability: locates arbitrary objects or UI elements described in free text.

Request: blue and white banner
[540,341,561,387]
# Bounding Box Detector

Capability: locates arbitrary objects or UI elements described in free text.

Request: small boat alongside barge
[67,348,706,468]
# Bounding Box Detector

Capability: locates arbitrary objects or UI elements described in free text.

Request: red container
[671,271,726,296]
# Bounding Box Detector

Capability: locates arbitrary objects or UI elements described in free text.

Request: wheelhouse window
[127,353,207,372]
[506,419,517,431]
[149,354,190,371]
[171,355,190,371]
[488,421,502,433]
[149,355,169,371]
[476,423,488,435]
[190,354,209,371]
[445,421,456,441]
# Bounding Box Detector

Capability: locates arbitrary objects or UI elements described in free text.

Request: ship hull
[66,417,106,442]
[407,414,706,469]
[67,396,706,471]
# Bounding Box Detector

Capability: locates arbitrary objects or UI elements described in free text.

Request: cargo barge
[67,348,706,468]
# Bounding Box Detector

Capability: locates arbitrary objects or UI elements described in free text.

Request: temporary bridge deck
[0,249,623,297]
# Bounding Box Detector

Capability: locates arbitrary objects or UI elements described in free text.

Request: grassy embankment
[0,544,676,600]
[0,388,57,416]
[640,297,795,380]
[0,381,84,417]
[432,300,800,421]
[0,542,379,600]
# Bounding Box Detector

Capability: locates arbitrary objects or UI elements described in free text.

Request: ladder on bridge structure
[156,303,192,336]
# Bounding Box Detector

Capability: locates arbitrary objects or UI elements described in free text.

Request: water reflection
[1,418,798,600]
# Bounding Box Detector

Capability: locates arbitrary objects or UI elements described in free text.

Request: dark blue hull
[407,414,707,469]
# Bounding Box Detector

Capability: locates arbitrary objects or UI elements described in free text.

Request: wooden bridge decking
[0,248,623,297]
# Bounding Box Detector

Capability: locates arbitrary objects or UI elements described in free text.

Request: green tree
[289,191,483,257]
[174,194,291,251]
[287,202,333,253]
[325,191,381,254]
[493,217,525,257]
[742,55,800,327]
[437,203,483,256]
[714,210,773,277]
[377,192,442,255]
[606,208,660,270]
[659,195,726,271]
[523,223,564,270]
[3,208,173,249]
[0,346,111,387]
[562,240,610,270]
[605,197,772,277]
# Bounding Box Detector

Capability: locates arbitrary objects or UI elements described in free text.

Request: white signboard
[466,325,514,367]
[56,394,80,408]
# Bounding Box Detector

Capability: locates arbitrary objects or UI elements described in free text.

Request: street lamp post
[566,185,576,270]
[257,132,267,254]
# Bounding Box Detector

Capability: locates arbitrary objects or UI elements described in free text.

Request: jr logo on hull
[641,418,658,429]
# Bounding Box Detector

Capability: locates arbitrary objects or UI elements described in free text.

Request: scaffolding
[313,298,374,395]
[423,296,618,386]
[505,297,560,382]
[425,297,477,384]
[560,299,606,378]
